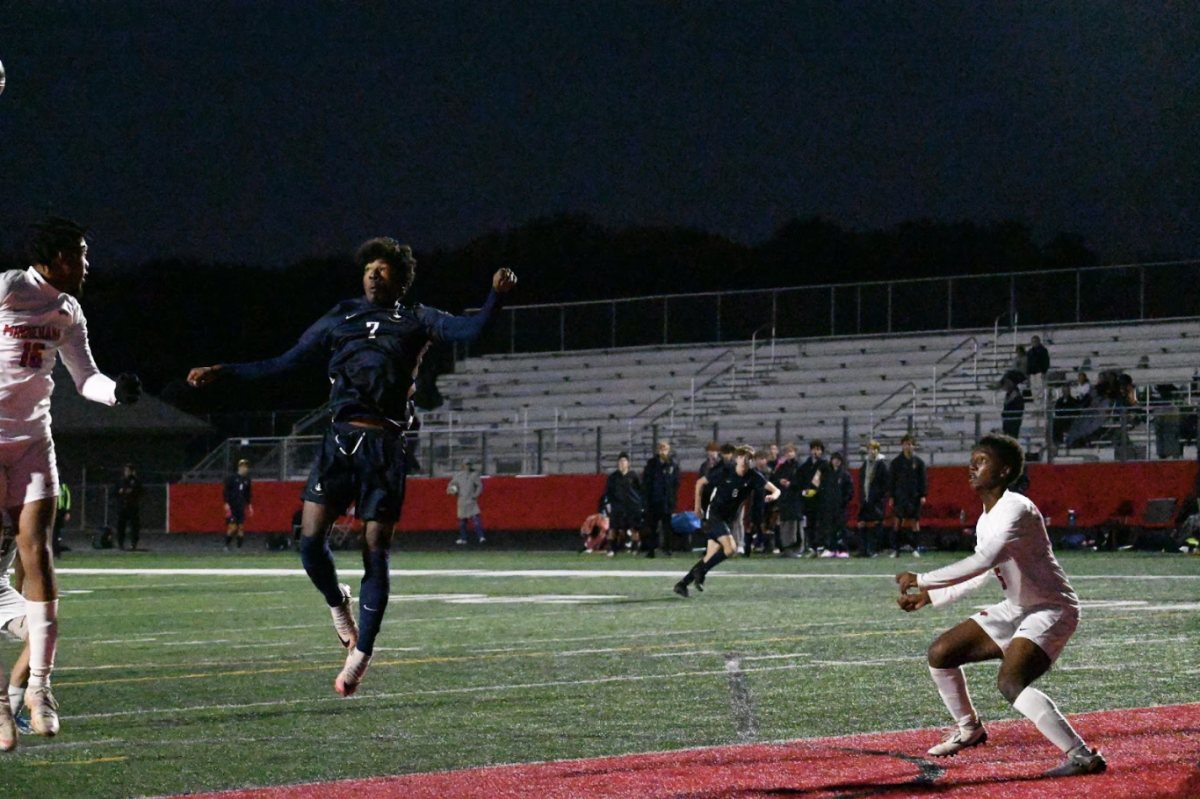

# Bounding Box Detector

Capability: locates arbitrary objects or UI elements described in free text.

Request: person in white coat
[448,460,485,544]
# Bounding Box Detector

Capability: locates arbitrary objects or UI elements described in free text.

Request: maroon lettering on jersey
[3,323,62,340]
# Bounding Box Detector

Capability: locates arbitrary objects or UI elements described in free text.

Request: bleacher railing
[462,259,1200,356]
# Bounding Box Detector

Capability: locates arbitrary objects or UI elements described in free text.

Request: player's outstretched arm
[493,268,518,292]
[187,365,222,388]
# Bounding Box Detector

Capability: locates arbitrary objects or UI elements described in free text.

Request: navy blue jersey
[703,466,768,524]
[221,291,500,425]
[224,474,252,510]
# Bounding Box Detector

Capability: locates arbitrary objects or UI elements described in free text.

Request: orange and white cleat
[331,583,359,652]
[24,685,60,737]
[334,649,371,697]
[0,700,18,751]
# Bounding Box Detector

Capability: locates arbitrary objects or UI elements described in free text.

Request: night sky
[2,1,1197,268]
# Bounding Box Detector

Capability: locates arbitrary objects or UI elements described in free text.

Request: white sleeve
[58,314,117,406]
[917,502,1022,591]
[928,571,993,609]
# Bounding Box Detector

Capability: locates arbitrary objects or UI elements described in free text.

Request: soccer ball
[448,484,458,495]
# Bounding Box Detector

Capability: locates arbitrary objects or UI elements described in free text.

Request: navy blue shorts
[301,422,409,523]
[704,518,733,542]
[226,508,246,525]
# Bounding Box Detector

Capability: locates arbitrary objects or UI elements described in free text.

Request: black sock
[680,558,705,586]
[224,535,231,547]
[236,537,243,548]
[702,550,728,574]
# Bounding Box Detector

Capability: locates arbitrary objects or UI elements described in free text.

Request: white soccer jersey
[917,490,1079,611]
[0,267,116,443]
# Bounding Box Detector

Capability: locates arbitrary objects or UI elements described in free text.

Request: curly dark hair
[28,216,88,265]
[976,433,1025,487]
[354,237,416,298]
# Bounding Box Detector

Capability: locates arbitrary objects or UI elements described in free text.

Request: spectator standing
[1002,374,1025,440]
[698,441,721,479]
[52,484,71,558]
[1153,384,1183,459]
[765,443,781,472]
[223,459,253,552]
[447,459,485,545]
[1026,336,1050,401]
[795,440,828,556]
[772,443,802,555]
[888,434,928,557]
[603,453,643,556]
[641,440,680,558]
[115,464,143,551]
[825,452,854,557]
[856,441,889,558]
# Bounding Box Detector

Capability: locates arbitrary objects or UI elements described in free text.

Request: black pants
[117,506,141,549]
[644,507,671,553]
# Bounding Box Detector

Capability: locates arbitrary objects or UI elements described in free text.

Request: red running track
[173,703,1200,799]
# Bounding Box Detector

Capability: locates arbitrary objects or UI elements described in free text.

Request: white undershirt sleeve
[928,571,993,609]
[58,316,117,406]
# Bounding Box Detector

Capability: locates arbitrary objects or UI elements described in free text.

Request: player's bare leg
[299,501,358,652]
[924,618,1000,756]
[12,498,60,737]
[998,638,1106,776]
[336,519,394,696]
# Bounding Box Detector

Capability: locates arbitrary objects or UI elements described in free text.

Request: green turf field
[5,549,1198,798]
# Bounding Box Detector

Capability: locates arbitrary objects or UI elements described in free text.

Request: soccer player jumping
[896,433,1106,778]
[189,238,515,696]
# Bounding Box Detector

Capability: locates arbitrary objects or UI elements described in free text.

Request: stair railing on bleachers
[870,381,919,437]
[930,336,983,411]
[749,323,775,377]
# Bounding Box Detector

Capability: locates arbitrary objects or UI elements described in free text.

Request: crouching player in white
[0,217,142,738]
[896,434,1106,778]
[0,527,33,751]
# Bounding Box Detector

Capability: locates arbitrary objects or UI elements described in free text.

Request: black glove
[115,373,142,405]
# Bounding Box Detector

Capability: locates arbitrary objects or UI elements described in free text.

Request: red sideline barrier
[168,462,1196,534]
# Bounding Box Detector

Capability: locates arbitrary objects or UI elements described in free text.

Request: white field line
[53,566,1200,580]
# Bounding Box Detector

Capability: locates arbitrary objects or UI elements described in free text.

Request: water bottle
[1068,509,1076,527]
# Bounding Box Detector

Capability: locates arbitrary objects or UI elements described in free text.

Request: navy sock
[299,535,344,607]
[356,549,391,655]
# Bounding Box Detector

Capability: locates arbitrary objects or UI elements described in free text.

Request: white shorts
[0,586,26,641]
[971,600,1079,664]
[0,437,59,508]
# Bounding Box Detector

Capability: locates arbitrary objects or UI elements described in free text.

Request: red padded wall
[168,463,1195,534]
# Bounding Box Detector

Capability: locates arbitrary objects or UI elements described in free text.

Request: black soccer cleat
[673,581,689,598]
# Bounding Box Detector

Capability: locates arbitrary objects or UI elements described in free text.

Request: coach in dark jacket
[855,441,889,557]
[641,440,681,557]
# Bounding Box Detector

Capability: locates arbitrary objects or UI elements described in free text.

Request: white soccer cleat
[334,649,371,697]
[927,724,987,757]
[24,685,60,737]
[1044,746,1107,777]
[0,700,17,751]
[331,583,359,652]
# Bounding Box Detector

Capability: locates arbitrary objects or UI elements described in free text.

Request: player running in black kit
[188,238,516,695]
[674,445,779,597]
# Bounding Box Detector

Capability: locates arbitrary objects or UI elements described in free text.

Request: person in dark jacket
[795,440,828,556]
[772,443,802,554]
[888,434,928,557]
[825,452,854,556]
[116,464,144,551]
[641,440,681,558]
[604,453,643,557]
[1026,335,1051,400]
[855,441,889,557]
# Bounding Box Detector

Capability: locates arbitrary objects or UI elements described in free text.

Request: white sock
[1012,686,1085,753]
[25,599,58,689]
[7,685,22,715]
[929,666,979,730]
